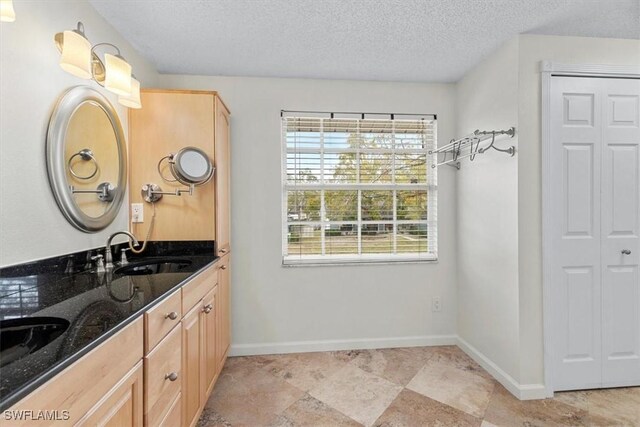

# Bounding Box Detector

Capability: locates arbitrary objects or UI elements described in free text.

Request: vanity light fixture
[0,0,16,22]
[55,21,141,108]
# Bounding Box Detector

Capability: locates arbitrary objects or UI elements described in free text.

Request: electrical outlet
[432,297,442,312]
[131,203,144,223]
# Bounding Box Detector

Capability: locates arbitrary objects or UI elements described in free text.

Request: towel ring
[68,148,99,180]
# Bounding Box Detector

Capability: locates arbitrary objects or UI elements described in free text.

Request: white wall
[159,74,459,353]
[455,38,521,383]
[516,34,640,386]
[0,0,158,267]
[455,34,640,397]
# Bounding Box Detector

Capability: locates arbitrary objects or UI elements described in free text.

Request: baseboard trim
[456,337,547,400]
[229,334,457,357]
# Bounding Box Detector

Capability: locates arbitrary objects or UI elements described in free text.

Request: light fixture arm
[90,42,123,59]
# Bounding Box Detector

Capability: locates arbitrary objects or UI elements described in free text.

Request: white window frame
[281,111,438,266]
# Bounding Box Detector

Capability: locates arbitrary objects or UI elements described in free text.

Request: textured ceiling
[89,0,640,83]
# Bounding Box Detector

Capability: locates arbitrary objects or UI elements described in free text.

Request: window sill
[282,254,438,267]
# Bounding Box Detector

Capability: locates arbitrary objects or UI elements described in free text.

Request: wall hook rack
[430,127,516,169]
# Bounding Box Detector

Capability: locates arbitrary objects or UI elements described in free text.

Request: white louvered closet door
[550,76,640,391]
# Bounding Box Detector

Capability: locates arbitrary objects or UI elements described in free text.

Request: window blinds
[282,112,437,264]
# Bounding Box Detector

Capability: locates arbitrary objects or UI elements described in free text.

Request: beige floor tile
[197,406,233,427]
[372,389,482,427]
[484,384,593,427]
[270,394,363,427]
[259,352,349,391]
[428,346,494,380]
[308,364,403,427]
[406,358,496,418]
[584,387,640,426]
[207,359,305,426]
[349,347,434,386]
[555,387,640,426]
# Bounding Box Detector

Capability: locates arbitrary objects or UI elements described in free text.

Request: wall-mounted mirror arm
[141,183,194,203]
[69,182,115,202]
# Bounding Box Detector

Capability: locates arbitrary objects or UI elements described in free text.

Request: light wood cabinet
[202,287,218,398]
[216,254,231,366]
[77,361,144,427]
[181,266,219,427]
[129,90,216,242]
[214,97,231,257]
[181,302,203,427]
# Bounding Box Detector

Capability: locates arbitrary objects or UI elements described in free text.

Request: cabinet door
[202,287,217,399]
[77,361,144,427]
[182,303,203,427]
[216,255,231,367]
[130,91,216,241]
[214,96,231,257]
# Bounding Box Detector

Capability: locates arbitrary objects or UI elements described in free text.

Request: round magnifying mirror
[170,147,214,186]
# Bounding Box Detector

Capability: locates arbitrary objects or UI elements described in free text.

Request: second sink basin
[0,317,70,367]
[114,257,193,276]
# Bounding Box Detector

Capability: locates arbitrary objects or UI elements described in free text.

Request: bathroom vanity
[0,243,230,427]
[1,88,231,426]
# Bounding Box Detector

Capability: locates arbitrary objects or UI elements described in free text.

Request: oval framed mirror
[170,147,213,186]
[46,86,127,232]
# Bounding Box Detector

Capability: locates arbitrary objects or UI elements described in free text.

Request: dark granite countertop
[0,241,217,411]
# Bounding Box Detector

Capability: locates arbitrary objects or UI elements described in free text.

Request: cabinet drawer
[144,326,181,427]
[182,265,218,313]
[145,290,181,354]
[158,393,181,427]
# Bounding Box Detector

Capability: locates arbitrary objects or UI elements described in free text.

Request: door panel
[551,77,603,390]
[215,97,231,256]
[551,76,640,391]
[601,78,640,385]
[182,304,203,427]
[561,267,597,362]
[563,144,595,236]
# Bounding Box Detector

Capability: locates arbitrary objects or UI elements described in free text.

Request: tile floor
[197,346,640,427]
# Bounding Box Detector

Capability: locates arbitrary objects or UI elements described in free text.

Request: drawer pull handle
[165,372,178,381]
[203,304,213,314]
[165,312,178,320]
[622,249,632,255]
[220,265,227,270]
[219,248,228,254]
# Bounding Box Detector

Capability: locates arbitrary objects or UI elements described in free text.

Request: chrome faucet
[106,231,139,269]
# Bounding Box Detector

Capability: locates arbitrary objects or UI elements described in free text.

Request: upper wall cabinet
[128,90,230,244]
